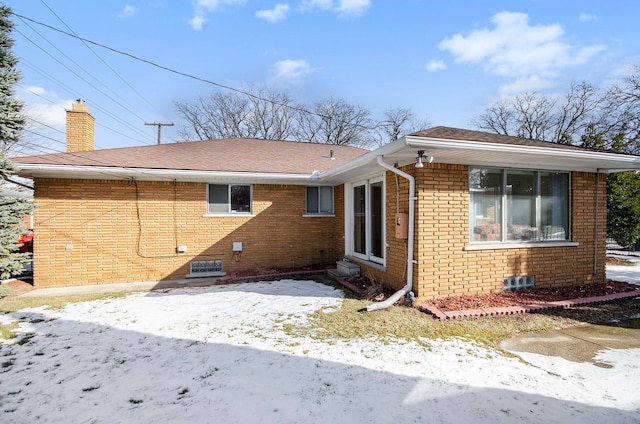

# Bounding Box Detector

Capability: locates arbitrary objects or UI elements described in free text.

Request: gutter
[14,164,320,185]
[361,155,416,312]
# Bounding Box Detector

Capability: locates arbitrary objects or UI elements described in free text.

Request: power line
[37,0,166,119]
[14,25,152,126]
[12,12,328,122]
[18,57,155,145]
[145,122,174,144]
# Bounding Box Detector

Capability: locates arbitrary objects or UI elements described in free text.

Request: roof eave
[15,164,323,185]
[404,135,640,173]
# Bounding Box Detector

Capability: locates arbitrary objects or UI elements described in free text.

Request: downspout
[594,169,601,277]
[362,155,416,312]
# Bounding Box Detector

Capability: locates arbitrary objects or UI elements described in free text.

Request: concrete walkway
[18,269,330,298]
[501,319,640,364]
[19,277,223,298]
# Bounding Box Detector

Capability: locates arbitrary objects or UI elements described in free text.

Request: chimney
[66,99,95,152]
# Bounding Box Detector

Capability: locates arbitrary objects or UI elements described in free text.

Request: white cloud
[189,0,246,30]
[271,59,312,80]
[267,59,314,90]
[301,0,370,17]
[18,87,72,132]
[438,11,605,91]
[189,14,206,30]
[426,59,446,72]
[336,0,371,16]
[118,5,137,18]
[256,4,290,23]
[498,75,554,97]
[25,86,45,95]
[579,13,597,22]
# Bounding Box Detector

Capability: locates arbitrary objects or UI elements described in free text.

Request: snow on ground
[1,267,639,423]
[607,253,640,285]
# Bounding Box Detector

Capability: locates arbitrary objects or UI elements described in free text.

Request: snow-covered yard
[0,263,639,423]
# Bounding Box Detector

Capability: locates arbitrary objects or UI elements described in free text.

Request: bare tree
[175,86,297,141]
[597,66,640,154]
[513,92,556,140]
[553,82,602,144]
[472,83,601,143]
[293,97,373,146]
[471,99,515,136]
[175,88,433,148]
[373,107,431,146]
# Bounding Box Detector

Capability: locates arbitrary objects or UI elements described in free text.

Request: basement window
[207,184,251,214]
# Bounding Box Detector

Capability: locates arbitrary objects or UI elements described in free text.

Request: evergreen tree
[579,124,640,247]
[0,6,33,279]
[607,171,640,247]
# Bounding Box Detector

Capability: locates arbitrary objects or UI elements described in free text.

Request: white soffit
[403,136,640,173]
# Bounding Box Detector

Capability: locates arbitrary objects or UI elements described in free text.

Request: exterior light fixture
[415,150,433,168]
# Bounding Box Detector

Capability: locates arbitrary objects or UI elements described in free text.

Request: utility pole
[145,122,174,144]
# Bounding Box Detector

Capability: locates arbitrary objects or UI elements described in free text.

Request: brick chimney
[66,99,95,152]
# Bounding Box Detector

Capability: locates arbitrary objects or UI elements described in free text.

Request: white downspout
[362,155,416,312]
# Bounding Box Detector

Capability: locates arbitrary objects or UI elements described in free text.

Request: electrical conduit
[363,156,416,312]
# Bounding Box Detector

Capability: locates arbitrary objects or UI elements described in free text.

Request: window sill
[464,241,579,251]
[302,214,335,218]
[345,256,386,272]
[202,213,255,218]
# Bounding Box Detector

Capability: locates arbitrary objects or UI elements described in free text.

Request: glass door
[351,178,385,264]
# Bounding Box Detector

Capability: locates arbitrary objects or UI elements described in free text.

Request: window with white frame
[469,167,569,242]
[306,186,334,214]
[207,184,251,214]
[347,177,385,264]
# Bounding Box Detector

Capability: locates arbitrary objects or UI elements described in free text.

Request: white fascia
[404,136,640,172]
[318,138,408,180]
[16,164,322,185]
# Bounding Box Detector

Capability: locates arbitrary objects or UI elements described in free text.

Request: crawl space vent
[503,275,535,292]
[187,260,225,278]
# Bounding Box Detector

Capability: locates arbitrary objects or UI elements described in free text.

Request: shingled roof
[410,126,603,152]
[13,138,369,175]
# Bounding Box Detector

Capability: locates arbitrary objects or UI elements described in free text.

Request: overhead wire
[38,0,166,119]
[12,12,359,127]
[14,15,152,125]
[14,26,155,142]
[18,57,155,145]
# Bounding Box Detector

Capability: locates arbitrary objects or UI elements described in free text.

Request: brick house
[13,103,640,300]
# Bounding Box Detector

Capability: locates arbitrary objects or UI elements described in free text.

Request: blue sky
[6,0,640,152]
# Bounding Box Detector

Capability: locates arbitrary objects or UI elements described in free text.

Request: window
[470,168,569,242]
[348,177,385,264]
[207,184,251,214]
[306,186,334,214]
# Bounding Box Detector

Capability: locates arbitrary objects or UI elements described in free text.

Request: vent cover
[187,260,225,278]
[503,275,535,291]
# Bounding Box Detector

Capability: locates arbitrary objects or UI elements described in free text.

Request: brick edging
[418,289,640,320]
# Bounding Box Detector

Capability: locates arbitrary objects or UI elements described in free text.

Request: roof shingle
[13,138,369,174]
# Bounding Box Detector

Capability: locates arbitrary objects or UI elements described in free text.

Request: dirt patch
[1,279,34,298]
[607,256,638,266]
[422,282,638,311]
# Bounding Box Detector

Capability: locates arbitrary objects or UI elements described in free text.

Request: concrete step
[328,260,360,279]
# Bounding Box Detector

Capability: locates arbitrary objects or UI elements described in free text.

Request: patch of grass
[0,285,12,299]
[0,292,131,314]
[285,297,586,347]
[0,322,19,340]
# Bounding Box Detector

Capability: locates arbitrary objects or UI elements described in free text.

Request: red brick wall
[33,178,339,287]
